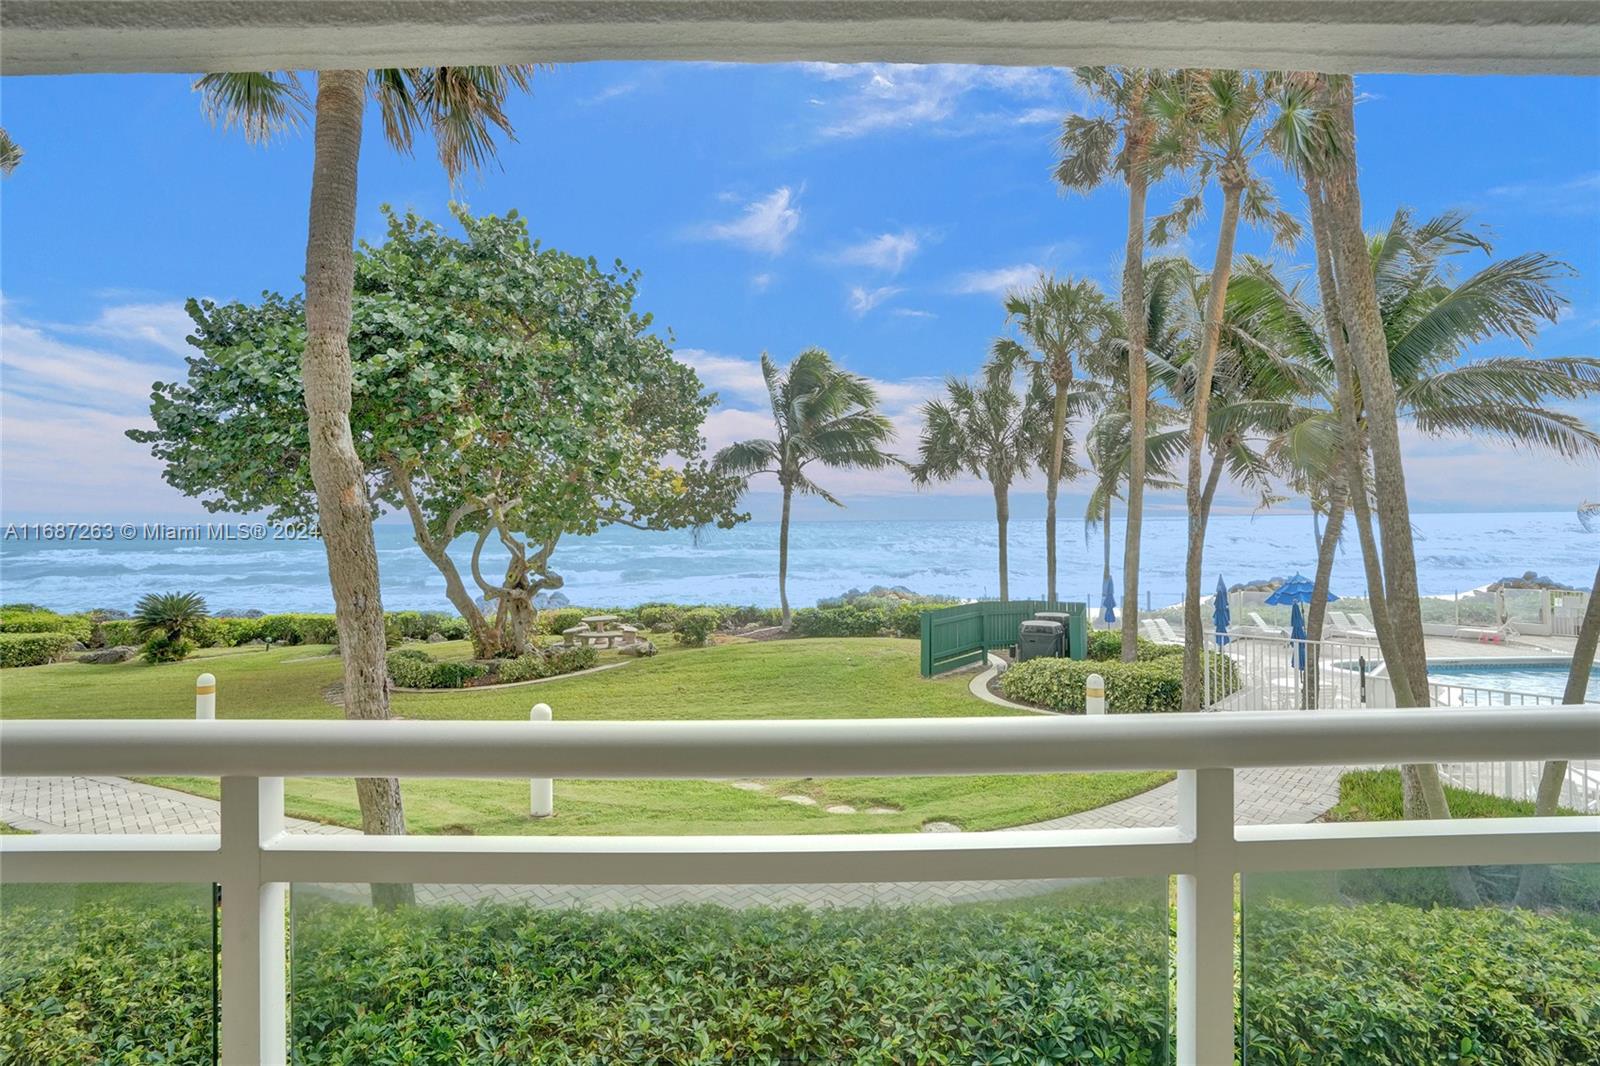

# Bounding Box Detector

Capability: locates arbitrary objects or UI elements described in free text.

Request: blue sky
[2,64,1597,523]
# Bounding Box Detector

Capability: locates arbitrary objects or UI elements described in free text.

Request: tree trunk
[1120,83,1151,664]
[1181,181,1244,711]
[1102,494,1113,595]
[1305,491,1347,709]
[1319,78,1460,844]
[1045,386,1068,601]
[993,481,1011,601]
[1514,562,1600,908]
[778,482,794,629]
[390,468,497,656]
[1305,176,1409,705]
[304,69,410,909]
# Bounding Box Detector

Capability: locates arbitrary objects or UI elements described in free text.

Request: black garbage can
[1016,619,1064,662]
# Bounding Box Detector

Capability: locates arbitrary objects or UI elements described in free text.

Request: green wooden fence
[919,600,1087,677]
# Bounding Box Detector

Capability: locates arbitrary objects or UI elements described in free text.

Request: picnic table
[564,615,638,649]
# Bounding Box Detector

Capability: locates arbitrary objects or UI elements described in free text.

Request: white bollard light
[529,702,554,818]
[1085,672,1106,716]
[195,673,216,720]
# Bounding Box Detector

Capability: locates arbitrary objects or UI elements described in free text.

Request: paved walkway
[1,760,1346,909]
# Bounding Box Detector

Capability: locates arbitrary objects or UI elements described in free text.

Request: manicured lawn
[0,638,1169,835]
[1326,767,1582,822]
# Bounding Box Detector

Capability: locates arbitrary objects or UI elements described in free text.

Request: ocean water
[0,510,1594,614]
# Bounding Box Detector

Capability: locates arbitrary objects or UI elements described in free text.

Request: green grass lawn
[0,637,1169,835]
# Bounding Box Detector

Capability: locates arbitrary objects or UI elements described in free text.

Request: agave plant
[132,591,210,643]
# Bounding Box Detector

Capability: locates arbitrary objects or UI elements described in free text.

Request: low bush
[790,604,887,638]
[497,645,599,684]
[139,634,193,665]
[539,607,588,637]
[636,603,684,632]
[1086,629,1181,662]
[1001,652,1238,713]
[0,632,74,668]
[0,608,93,643]
[384,648,434,688]
[96,619,139,647]
[425,661,485,689]
[675,607,723,647]
[4,889,1595,1064]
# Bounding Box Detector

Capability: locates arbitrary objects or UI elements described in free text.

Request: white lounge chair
[1248,611,1286,636]
[1326,610,1356,632]
[1154,618,1182,643]
[1348,612,1376,633]
[1141,618,1165,642]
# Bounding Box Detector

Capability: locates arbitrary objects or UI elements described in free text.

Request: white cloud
[750,272,774,292]
[797,63,1073,139]
[66,301,196,357]
[847,285,904,317]
[950,263,1043,297]
[678,348,773,405]
[836,230,922,275]
[0,319,171,409]
[1485,171,1600,215]
[891,308,937,320]
[695,186,801,255]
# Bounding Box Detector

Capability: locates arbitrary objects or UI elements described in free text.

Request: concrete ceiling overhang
[4,2,1599,77]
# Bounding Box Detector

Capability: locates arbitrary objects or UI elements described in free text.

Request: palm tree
[990,275,1116,602]
[132,591,210,643]
[1146,69,1304,710]
[910,370,1051,600]
[713,349,896,628]
[197,66,535,898]
[0,128,21,175]
[1057,66,1167,660]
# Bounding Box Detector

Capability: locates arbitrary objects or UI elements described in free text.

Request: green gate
[919,600,1087,677]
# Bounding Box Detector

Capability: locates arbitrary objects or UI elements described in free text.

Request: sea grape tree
[131,206,745,656]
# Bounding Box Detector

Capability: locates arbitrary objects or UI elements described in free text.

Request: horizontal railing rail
[2,708,1597,1066]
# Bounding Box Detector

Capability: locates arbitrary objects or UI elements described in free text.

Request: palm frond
[194,72,308,144]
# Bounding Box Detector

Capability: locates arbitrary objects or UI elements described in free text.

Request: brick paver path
[2,761,1345,909]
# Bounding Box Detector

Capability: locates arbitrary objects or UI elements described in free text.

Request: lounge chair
[1348,612,1376,633]
[1140,618,1165,642]
[1326,610,1355,632]
[1154,618,1182,643]
[1248,611,1285,636]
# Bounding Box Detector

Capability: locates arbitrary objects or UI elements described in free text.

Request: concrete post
[195,673,216,720]
[1085,672,1106,716]
[530,703,553,818]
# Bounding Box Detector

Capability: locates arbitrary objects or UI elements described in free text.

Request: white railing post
[220,775,287,1065]
[1085,673,1105,716]
[195,673,216,720]
[530,703,553,818]
[1176,767,1236,1066]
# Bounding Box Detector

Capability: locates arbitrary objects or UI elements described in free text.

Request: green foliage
[96,620,140,647]
[0,632,73,668]
[131,592,209,644]
[425,661,485,689]
[384,648,435,688]
[497,645,599,684]
[1086,629,1179,662]
[792,604,890,638]
[539,607,588,636]
[674,607,723,647]
[139,634,193,665]
[1001,651,1234,713]
[636,603,683,632]
[0,609,92,643]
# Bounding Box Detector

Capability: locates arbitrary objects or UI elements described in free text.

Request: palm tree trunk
[1305,178,1410,704]
[1045,386,1068,602]
[304,69,410,907]
[778,482,794,629]
[1120,83,1151,664]
[1102,494,1113,595]
[993,481,1011,601]
[1319,80,1463,872]
[1514,562,1600,907]
[1305,492,1347,710]
[1181,181,1245,711]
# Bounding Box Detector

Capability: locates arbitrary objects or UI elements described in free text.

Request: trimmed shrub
[675,607,723,647]
[885,602,926,639]
[539,607,588,637]
[385,648,434,688]
[425,661,484,689]
[636,603,684,632]
[1001,653,1238,714]
[790,605,887,638]
[0,609,93,642]
[498,645,599,684]
[97,620,139,647]
[434,615,470,640]
[1086,629,1181,662]
[140,634,193,665]
[389,611,426,640]
[0,632,74,668]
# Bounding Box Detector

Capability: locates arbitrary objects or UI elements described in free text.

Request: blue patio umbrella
[1101,573,1117,624]
[1289,602,1308,670]
[1265,573,1339,607]
[1212,575,1231,646]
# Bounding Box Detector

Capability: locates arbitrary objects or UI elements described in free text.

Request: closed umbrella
[1212,575,1231,646]
[1289,602,1308,670]
[1101,573,1117,624]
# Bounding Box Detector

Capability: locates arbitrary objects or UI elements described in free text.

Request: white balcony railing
[2,709,1597,1065]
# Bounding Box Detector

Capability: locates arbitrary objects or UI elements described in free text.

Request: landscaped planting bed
[2,883,1596,1064]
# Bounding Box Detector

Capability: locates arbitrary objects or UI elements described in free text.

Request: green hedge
[387,645,598,689]
[791,602,925,639]
[497,645,599,683]
[3,889,1595,1064]
[0,632,74,668]
[1000,651,1237,713]
[0,609,92,643]
[1086,629,1182,662]
[674,606,723,646]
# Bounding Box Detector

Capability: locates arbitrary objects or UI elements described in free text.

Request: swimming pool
[1426,658,1599,701]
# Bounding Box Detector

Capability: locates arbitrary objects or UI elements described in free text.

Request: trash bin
[1017,619,1065,662]
[1035,609,1087,660]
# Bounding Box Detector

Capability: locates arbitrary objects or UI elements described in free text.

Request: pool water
[1427,659,1599,701]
